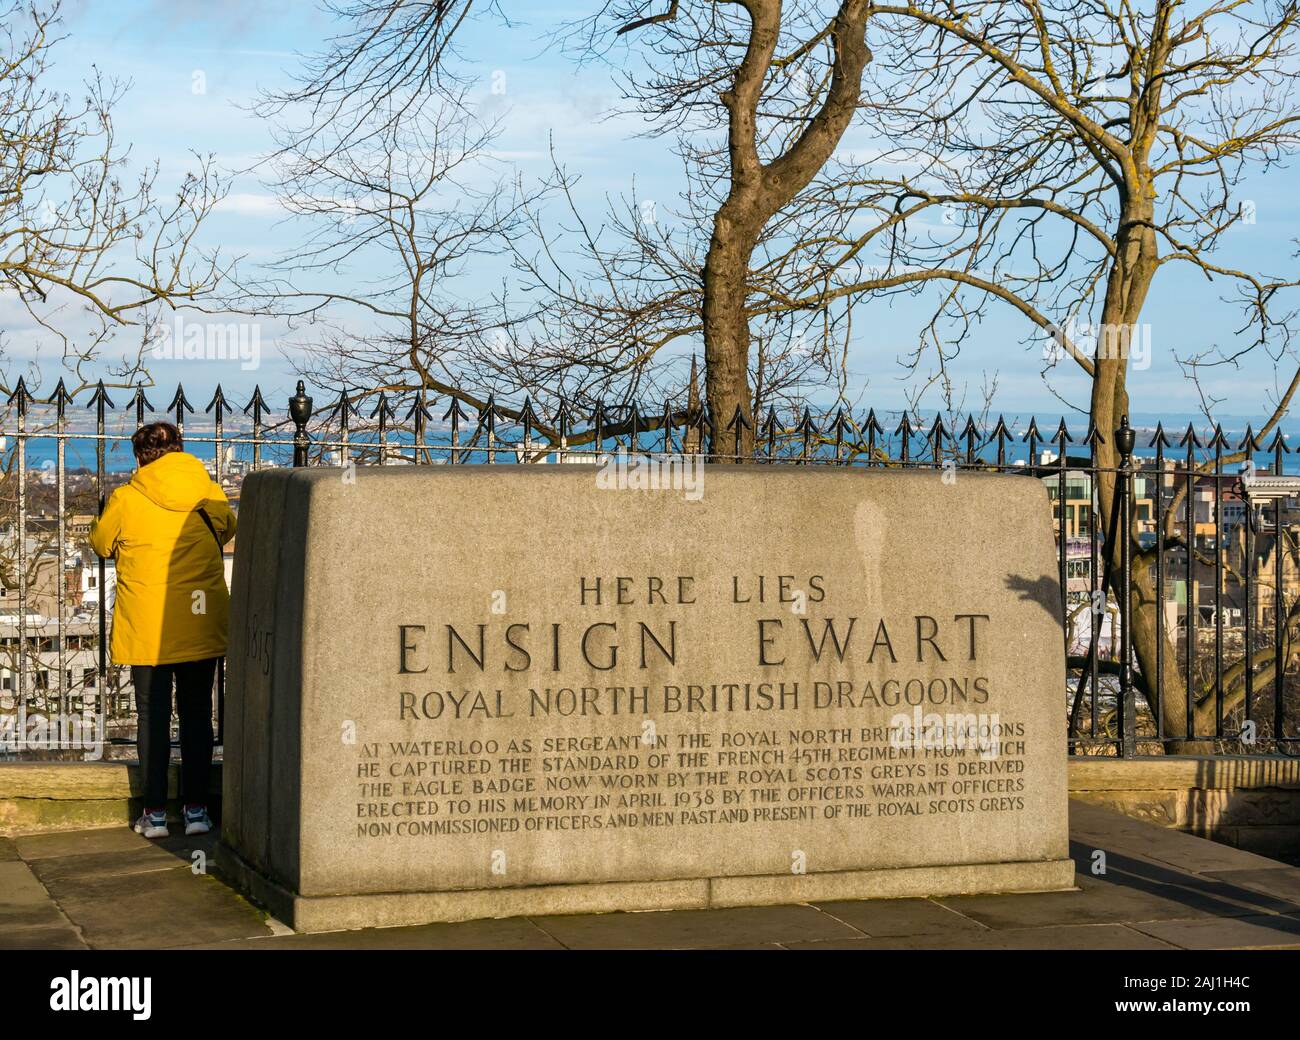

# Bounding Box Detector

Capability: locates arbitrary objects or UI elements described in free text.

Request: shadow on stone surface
[1003,573,1064,623]
[1068,839,1300,918]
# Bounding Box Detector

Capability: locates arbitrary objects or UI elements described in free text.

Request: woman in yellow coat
[90,422,236,839]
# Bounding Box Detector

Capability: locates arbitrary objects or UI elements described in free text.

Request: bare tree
[249,1,898,454]
[238,81,535,440]
[770,0,1300,744]
[606,1,873,452]
[0,1,227,385]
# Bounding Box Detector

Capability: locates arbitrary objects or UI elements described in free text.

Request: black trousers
[131,658,218,809]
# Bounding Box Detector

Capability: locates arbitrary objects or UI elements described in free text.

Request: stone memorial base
[216,846,1072,932]
[221,464,1074,932]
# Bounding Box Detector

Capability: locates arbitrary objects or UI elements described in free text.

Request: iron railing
[0,376,1295,759]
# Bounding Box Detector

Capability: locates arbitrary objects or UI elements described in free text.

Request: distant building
[1039,451,1156,539]
[78,552,116,612]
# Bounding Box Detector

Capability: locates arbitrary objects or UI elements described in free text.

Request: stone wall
[0,761,221,835]
[1068,756,1300,864]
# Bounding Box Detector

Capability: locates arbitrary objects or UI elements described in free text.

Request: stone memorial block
[219,464,1073,931]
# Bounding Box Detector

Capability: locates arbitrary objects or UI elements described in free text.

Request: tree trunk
[1088,192,1217,750]
[703,216,759,458]
[700,0,871,459]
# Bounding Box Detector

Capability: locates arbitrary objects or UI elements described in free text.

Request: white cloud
[215,193,284,217]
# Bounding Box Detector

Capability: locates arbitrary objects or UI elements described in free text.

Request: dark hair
[132,422,183,465]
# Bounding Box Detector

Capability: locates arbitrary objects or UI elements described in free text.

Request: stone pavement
[3,800,1299,950]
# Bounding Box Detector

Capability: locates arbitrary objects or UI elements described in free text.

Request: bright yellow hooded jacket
[89,451,237,666]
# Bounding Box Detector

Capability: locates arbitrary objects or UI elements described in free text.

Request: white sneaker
[133,809,169,839]
[183,805,213,836]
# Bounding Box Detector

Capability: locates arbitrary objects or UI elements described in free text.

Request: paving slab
[1070,800,1288,873]
[0,924,86,950]
[784,923,1177,950]
[1202,867,1300,904]
[189,916,567,950]
[812,898,987,937]
[41,864,275,949]
[703,943,787,950]
[28,845,184,885]
[1129,914,1300,950]
[157,830,221,862]
[529,904,862,950]
[0,861,71,931]
[15,826,152,861]
[1073,844,1299,917]
[5,802,1300,950]
[942,866,1274,931]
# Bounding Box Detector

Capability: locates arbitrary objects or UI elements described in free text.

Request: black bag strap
[195,507,223,549]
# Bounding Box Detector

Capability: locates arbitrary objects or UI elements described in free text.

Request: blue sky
[10,1,1300,428]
